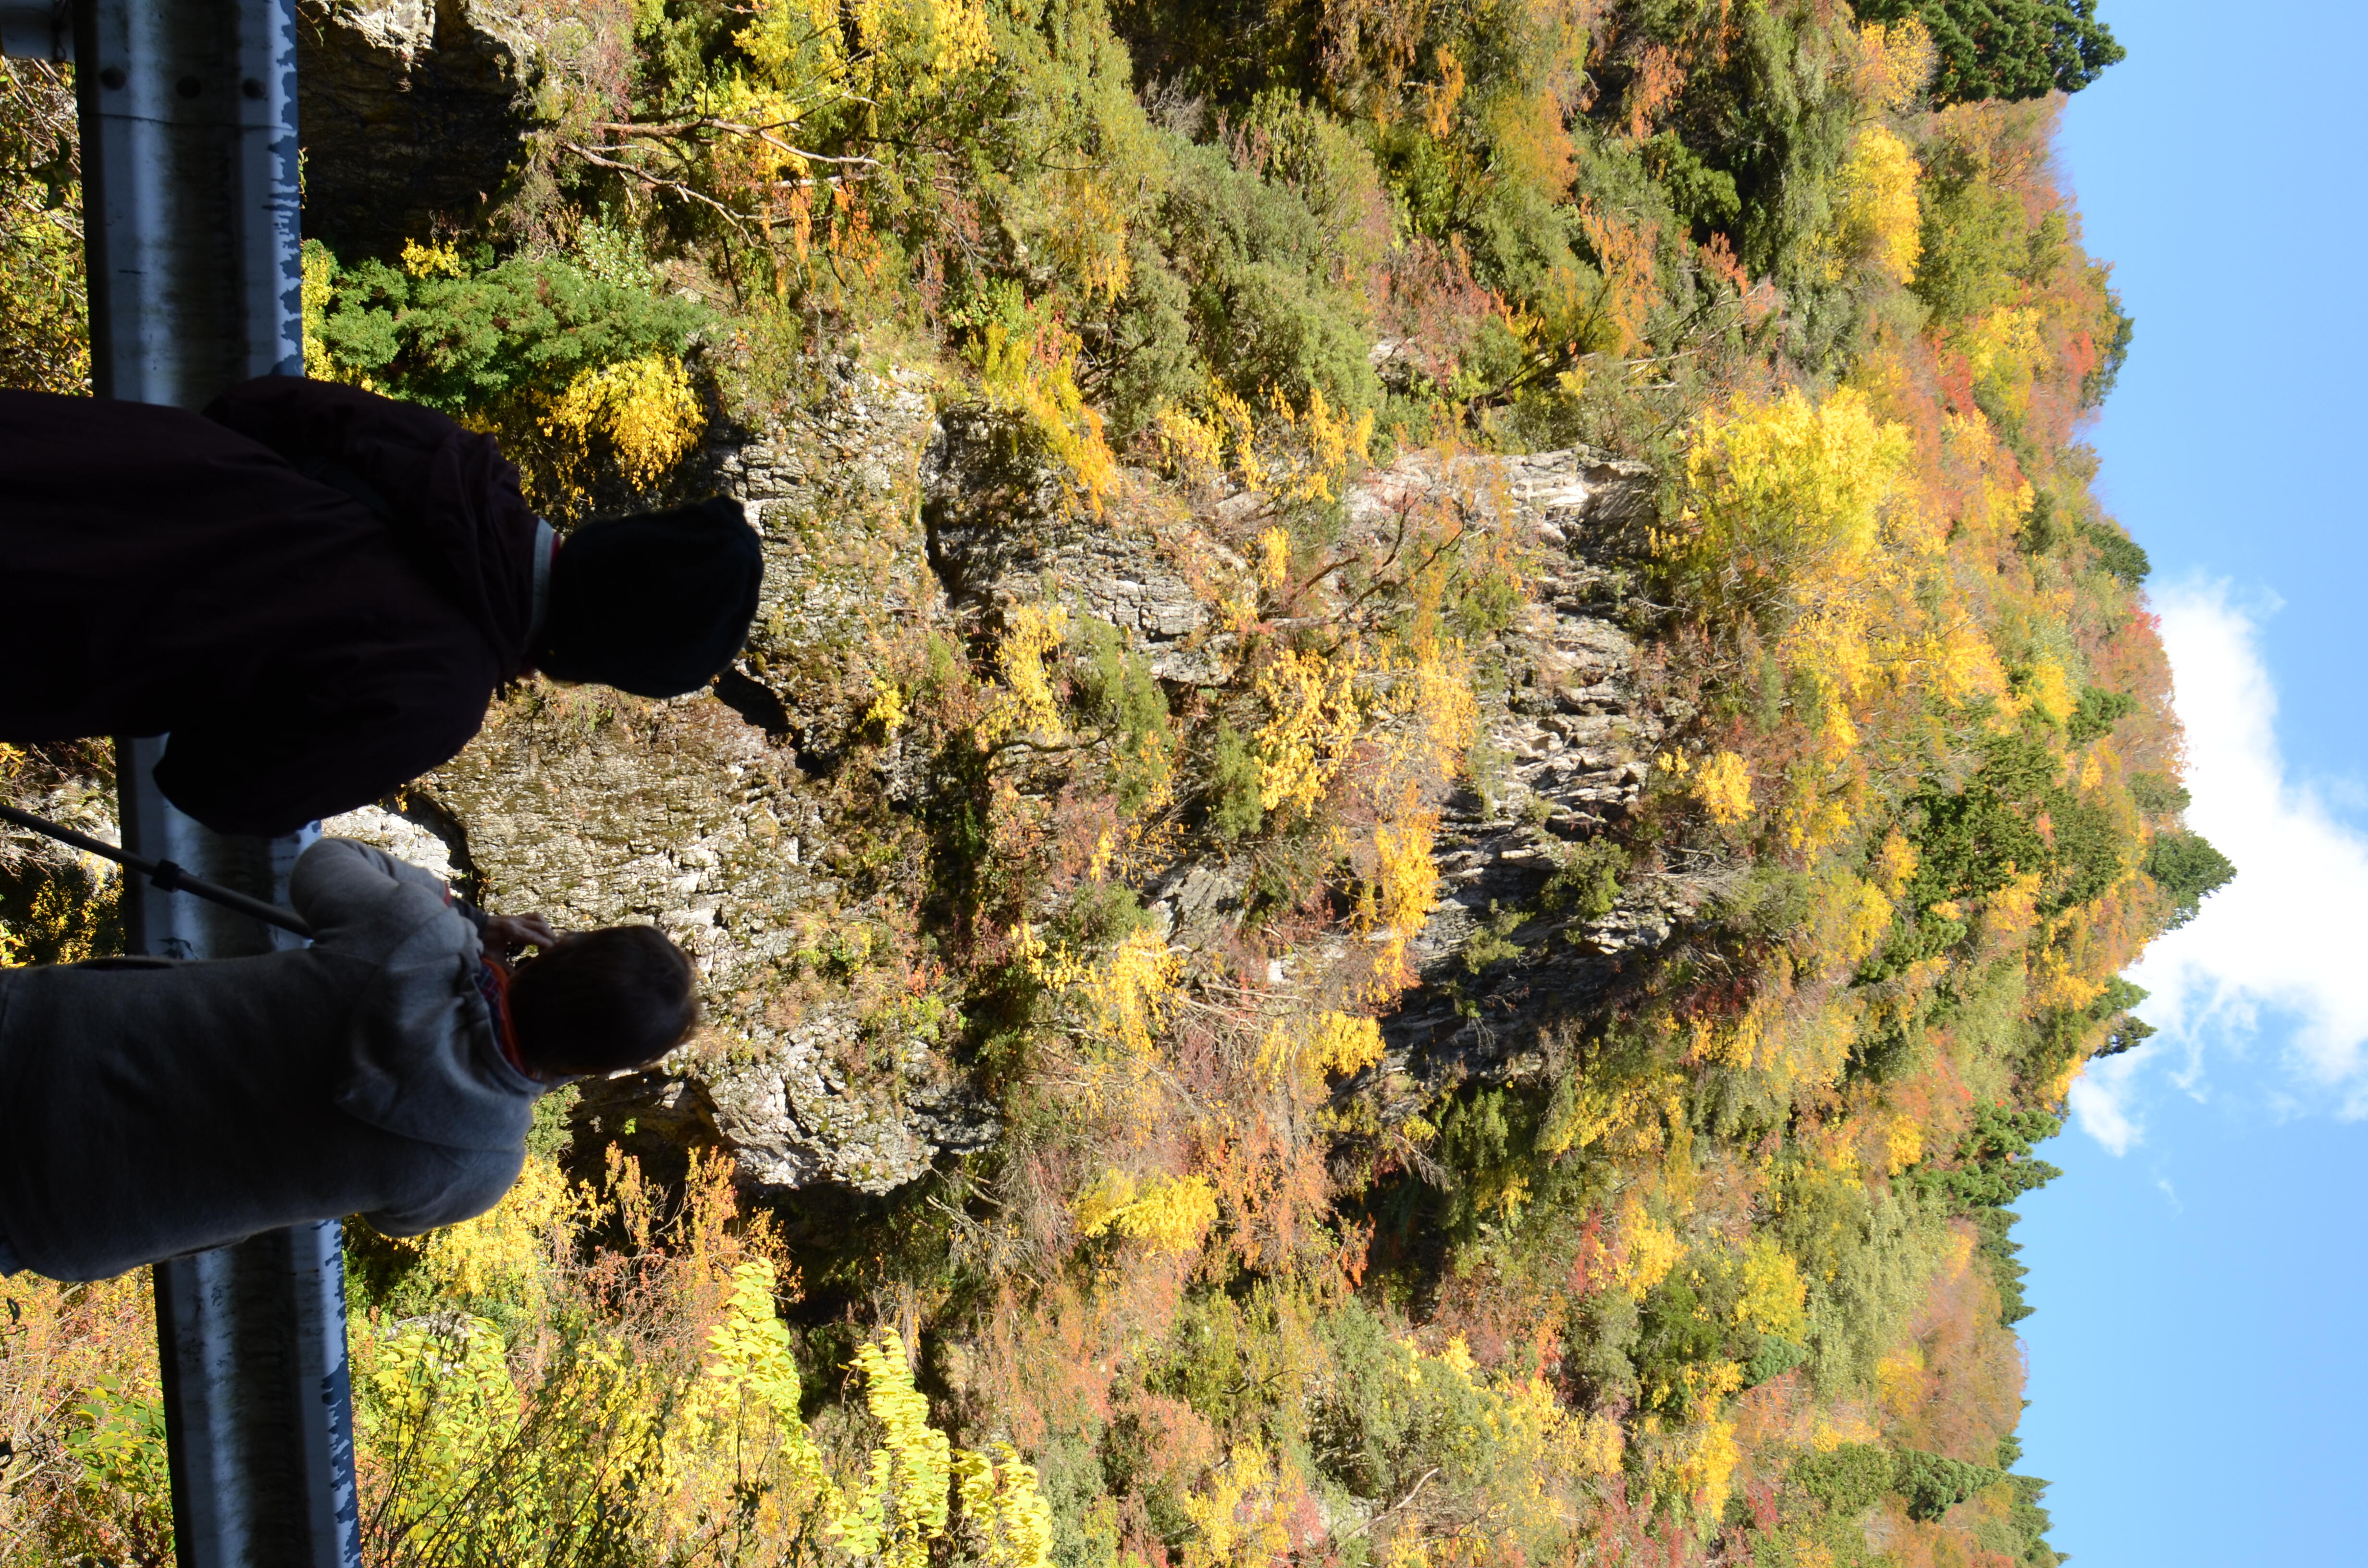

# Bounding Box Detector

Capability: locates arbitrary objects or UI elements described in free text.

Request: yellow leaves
[736,0,988,98]
[400,237,465,279]
[1167,383,1369,507]
[1361,813,1440,990]
[1254,1010,1384,1094]
[1045,172,1133,304]
[1572,1411,1627,1477]
[1420,47,1466,138]
[1253,646,1362,817]
[1961,304,2047,394]
[1732,1237,1809,1341]
[1854,16,1937,111]
[1813,123,1923,286]
[974,316,1118,512]
[1073,1169,1220,1253]
[1258,526,1292,593]
[1288,386,1374,504]
[1694,749,1753,824]
[302,242,340,380]
[1686,387,1916,603]
[857,0,994,84]
[734,0,843,83]
[865,677,908,738]
[1538,1065,1678,1161]
[1613,1193,1684,1296]
[354,1315,522,1530]
[2028,945,2107,1013]
[540,352,707,502]
[398,1152,577,1319]
[1382,640,1480,784]
[1179,1441,1303,1568]
[838,1331,953,1568]
[688,1260,807,1430]
[1811,1411,1881,1452]
[952,1443,1057,1568]
[1152,403,1225,480]
[979,604,1069,747]
[2013,654,2076,726]
[1977,870,2044,951]
[1874,1342,1925,1415]
[1874,829,1918,899]
[664,1259,840,1529]
[1649,1413,1742,1520]
[1926,615,2011,706]
[1311,1010,1386,1076]
[1091,927,1182,1056]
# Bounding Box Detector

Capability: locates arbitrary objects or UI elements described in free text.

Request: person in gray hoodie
[0,837,698,1282]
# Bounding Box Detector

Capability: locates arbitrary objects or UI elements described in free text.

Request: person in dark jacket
[0,377,765,837]
[0,837,697,1282]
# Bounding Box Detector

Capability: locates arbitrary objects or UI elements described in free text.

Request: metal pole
[55,0,360,1559]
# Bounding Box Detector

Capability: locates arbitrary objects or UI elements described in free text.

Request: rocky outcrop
[321,373,1691,1189]
[1340,447,1717,1081]
[297,0,540,254]
[922,408,1244,684]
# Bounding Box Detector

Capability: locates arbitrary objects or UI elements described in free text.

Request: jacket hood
[327,880,542,1152]
[203,377,542,671]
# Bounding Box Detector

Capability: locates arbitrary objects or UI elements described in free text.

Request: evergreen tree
[1859,0,2125,104]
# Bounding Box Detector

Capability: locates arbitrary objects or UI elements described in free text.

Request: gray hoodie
[0,837,543,1281]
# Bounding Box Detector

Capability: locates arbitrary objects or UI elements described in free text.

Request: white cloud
[2069,579,2368,1151]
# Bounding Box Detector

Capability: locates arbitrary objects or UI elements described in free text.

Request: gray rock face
[922,408,1242,683]
[702,1012,997,1196]
[297,0,539,254]
[708,360,942,759]
[1342,448,1711,1080]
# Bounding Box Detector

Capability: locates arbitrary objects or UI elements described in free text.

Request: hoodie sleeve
[360,1142,527,1237]
[290,837,458,936]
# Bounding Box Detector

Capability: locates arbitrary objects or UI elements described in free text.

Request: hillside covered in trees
[0,0,2224,1563]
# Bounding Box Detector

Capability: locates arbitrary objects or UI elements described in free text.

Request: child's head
[508,925,699,1078]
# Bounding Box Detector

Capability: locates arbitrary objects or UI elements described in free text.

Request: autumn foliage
[0,3,2188,1566]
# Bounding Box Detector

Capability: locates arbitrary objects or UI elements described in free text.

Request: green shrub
[309,244,707,412]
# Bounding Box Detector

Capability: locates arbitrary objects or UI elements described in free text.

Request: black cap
[538,497,764,698]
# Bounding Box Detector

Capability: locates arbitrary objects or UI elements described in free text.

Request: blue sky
[2015,2,2368,1563]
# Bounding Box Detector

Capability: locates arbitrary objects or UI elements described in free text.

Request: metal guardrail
[0,0,367,1560]
[0,1,71,61]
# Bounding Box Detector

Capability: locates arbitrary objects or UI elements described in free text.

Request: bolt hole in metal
[242,75,263,98]
[175,73,201,97]
[98,64,124,88]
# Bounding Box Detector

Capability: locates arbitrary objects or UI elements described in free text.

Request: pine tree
[1858,0,2125,103]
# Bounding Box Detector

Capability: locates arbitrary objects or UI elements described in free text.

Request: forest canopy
[0,5,2208,1566]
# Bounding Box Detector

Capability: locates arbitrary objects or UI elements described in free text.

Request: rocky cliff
[332,358,1680,1202]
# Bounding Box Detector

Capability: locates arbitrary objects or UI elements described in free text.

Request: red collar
[479,958,535,1079]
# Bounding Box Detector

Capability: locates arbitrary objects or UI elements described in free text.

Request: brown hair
[508,925,699,1077]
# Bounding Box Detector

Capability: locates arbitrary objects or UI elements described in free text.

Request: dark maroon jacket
[0,378,540,836]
